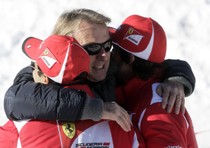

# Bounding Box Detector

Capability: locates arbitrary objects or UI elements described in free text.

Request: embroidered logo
[62,122,76,139]
[124,27,143,45]
[76,142,110,148]
[39,48,57,69]
[165,145,183,148]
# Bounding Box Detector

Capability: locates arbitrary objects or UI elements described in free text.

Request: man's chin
[90,68,107,82]
[89,74,106,82]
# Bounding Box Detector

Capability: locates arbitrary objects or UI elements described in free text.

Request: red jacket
[0,120,140,148]
[0,84,142,148]
[116,77,198,148]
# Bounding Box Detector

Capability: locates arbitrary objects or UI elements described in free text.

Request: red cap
[112,15,166,63]
[108,26,116,37]
[22,35,90,84]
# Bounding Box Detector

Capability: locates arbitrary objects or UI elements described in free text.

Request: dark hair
[114,46,164,80]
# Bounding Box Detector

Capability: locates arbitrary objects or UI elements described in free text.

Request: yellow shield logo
[62,122,76,139]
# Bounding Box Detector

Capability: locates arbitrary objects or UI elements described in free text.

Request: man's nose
[98,48,107,56]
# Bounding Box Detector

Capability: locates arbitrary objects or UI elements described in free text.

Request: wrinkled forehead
[73,21,110,46]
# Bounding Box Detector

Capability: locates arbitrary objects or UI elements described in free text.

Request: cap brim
[22,37,42,61]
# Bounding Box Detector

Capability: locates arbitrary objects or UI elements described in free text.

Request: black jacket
[4,66,87,121]
[4,59,195,121]
[163,59,195,96]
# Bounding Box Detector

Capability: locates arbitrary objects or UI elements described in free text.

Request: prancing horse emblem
[62,122,76,139]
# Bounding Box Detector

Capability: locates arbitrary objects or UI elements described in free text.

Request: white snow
[0,0,210,147]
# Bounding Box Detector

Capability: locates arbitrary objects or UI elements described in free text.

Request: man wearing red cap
[0,35,141,148]
[4,9,195,126]
[112,14,198,147]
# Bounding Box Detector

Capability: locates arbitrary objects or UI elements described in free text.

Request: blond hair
[51,8,111,36]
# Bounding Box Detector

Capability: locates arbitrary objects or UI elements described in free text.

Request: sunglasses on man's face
[83,39,113,55]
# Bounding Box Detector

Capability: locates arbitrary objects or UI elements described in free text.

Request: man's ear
[129,54,135,64]
[43,75,49,84]
[33,70,49,84]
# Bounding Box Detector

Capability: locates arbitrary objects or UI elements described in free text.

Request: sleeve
[4,66,88,121]
[140,103,188,148]
[0,120,18,148]
[163,59,196,97]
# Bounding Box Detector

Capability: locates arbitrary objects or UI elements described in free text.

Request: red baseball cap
[108,26,116,37]
[22,35,90,84]
[112,15,166,63]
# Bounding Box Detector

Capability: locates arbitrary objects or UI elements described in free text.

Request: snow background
[0,0,209,147]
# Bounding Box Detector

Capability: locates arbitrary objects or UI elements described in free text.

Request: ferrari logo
[62,122,76,139]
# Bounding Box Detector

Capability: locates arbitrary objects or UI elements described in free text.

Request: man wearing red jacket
[112,15,198,147]
[4,9,196,126]
[0,35,141,148]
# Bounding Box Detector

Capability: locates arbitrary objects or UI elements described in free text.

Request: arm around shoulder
[4,65,88,121]
[163,59,196,96]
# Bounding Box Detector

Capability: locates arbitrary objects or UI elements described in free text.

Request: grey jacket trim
[80,97,103,121]
[167,76,192,97]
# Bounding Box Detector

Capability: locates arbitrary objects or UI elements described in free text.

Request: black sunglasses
[83,39,112,55]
